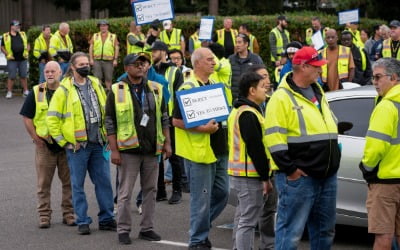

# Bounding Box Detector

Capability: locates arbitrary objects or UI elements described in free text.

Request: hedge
[26,12,385,85]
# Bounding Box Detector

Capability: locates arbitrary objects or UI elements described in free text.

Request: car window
[329,97,375,137]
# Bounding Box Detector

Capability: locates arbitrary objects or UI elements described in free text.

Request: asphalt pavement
[0,95,373,250]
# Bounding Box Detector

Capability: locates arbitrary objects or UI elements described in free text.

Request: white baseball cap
[163,20,172,30]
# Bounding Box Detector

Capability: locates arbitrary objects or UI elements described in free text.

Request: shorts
[7,60,28,79]
[92,60,114,82]
[366,183,400,235]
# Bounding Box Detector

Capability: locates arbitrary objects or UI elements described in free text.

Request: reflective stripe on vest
[367,101,400,145]
[382,39,400,59]
[216,29,238,47]
[112,81,165,153]
[126,32,146,55]
[321,45,350,82]
[33,33,52,59]
[160,28,182,50]
[33,83,50,139]
[166,66,177,116]
[93,32,115,60]
[266,88,337,154]
[228,105,266,177]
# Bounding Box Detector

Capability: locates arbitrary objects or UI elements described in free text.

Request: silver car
[328,85,377,227]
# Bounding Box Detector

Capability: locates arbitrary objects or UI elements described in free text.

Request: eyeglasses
[170,56,182,61]
[128,61,146,67]
[372,74,391,81]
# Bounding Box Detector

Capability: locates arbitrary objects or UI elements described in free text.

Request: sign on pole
[132,0,175,25]
[198,16,215,41]
[338,9,359,25]
[176,84,230,128]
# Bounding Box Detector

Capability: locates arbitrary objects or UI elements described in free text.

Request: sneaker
[188,243,210,250]
[118,233,132,245]
[99,219,117,231]
[78,224,91,235]
[168,190,182,204]
[137,204,142,215]
[138,230,161,241]
[5,91,12,99]
[39,217,50,229]
[23,90,29,97]
[156,189,167,202]
[62,215,76,226]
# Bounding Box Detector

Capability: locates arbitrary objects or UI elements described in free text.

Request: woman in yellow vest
[47,52,116,235]
[228,72,272,250]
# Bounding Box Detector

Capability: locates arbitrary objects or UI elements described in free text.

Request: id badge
[89,111,97,124]
[140,113,149,127]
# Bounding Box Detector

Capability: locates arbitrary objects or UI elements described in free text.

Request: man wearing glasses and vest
[360,58,400,250]
[265,46,341,250]
[89,20,119,91]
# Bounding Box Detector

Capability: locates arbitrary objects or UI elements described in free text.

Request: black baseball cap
[390,20,400,28]
[10,20,20,26]
[123,53,151,66]
[146,41,168,51]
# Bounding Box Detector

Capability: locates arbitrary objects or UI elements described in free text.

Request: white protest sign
[132,0,174,25]
[198,17,215,41]
[311,30,325,50]
[338,9,359,25]
[176,84,230,128]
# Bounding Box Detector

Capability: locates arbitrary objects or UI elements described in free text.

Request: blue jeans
[274,172,337,250]
[59,62,69,78]
[184,155,229,246]
[66,142,114,225]
[38,62,45,83]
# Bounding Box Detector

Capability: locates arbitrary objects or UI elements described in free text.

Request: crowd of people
[3,14,400,250]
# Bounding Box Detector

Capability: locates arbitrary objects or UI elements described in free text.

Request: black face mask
[75,66,90,78]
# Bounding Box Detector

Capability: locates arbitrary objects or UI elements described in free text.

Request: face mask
[75,66,90,77]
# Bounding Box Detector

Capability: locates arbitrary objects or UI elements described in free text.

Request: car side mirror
[338,121,353,135]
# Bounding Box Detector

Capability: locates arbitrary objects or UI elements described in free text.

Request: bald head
[191,48,216,77]
[44,61,62,86]
[325,29,338,48]
[59,22,70,36]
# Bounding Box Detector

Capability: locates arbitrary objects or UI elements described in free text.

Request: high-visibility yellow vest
[248,34,256,53]
[92,32,116,60]
[112,80,165,153]
[49,30,73,58]
[33,83,51,139]
[33,33,52,59]
[382,39,400,59]
[190,32,202,50]
[270,27,290,62]
[345,28,364,48]
[320,45,351,83]
[210,57,232,106]
[160,28,182,50]
[174,75,217,164]
[165,66,178,116]
[264,80,338,171]
[126,32,146,55]
[228,105,267,177]
[2,31,28,60]
[362,84,400,179]
[274,65,283,83]
[359,47,367,71]
[305,27,329,46]
[216,29,238,47]
[47,76,106,147]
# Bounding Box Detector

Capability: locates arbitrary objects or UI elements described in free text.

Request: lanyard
[132,86,147,112]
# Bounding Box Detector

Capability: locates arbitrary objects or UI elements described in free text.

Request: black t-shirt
[1,32,25,61]
[224,30,234,58]
[20,89,63,153]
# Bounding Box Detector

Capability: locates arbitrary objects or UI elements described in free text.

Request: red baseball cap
[292,46,327,67]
